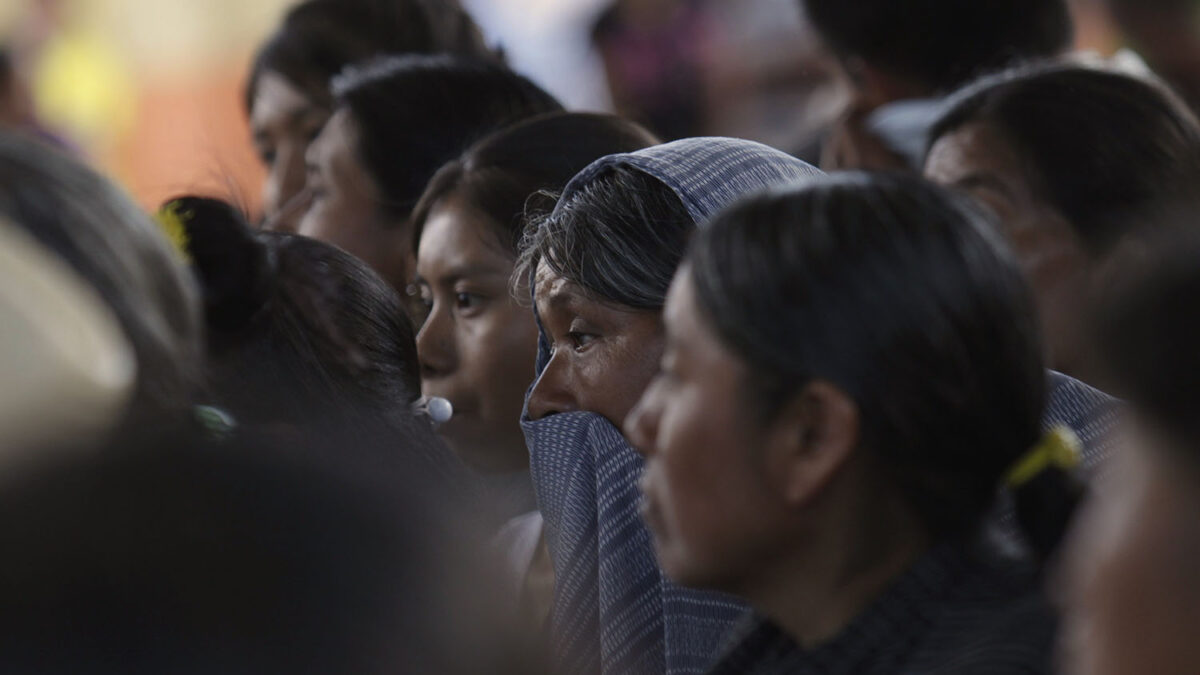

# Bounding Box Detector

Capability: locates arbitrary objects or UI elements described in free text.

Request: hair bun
[159,196,271,332]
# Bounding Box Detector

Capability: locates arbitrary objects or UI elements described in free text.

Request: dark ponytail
[689,172,1079,561]
[164,196,422,430]
[1010,450,1086,563]
[165,197,273,333]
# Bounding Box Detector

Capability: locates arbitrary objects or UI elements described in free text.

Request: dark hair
[929,64,1200,256]
[690,172,1075,559]
[0,429,519,674]
[412,112,659,255]
[801,0,1072,92]
[245,0,496,112]
[0,133,202,429]
[515,166,693,310]
[168,196,421,429]
[334,54,563,221]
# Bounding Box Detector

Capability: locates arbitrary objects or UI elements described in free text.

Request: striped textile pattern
[1043,370,1119,472]
[990,371,1121,537]
[522,138,824,675]
[705,539,1057,675]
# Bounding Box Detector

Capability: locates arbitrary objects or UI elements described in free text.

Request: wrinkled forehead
[532,257,578,304]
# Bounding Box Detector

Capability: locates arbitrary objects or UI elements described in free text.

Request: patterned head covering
[519,138,1118,674]
[522,138,823,675]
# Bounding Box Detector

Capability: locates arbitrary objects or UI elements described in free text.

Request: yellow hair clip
[1005,425,1082,489]
[154,201,192,264]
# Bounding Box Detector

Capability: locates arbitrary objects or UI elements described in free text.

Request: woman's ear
[763,380,860,507]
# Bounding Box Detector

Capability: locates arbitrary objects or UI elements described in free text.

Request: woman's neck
[746,486,931,649]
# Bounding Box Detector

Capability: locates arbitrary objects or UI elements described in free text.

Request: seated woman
[247,0,495,232]
[925,63,1200,389]
[516,137,824,674]
[297,55,561,296]
[161,196,447,473]
[409,112,657,524]
[1060,231,1200,675]
[626,173,1078,673]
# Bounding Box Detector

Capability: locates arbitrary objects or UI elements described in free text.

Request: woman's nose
[526,352,578,419]
[415,302,456,379]
[624,380,662,458]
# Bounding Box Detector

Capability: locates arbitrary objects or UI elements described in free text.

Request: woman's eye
[455,292,487,311]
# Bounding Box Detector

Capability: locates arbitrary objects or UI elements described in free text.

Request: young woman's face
[925,121,1094,378]
[298,109,410,289]
[250,72,328,233]
[414,197,539,473]
[1058,420,1200,675]
[624,268,783,591]
[526,258,664,428]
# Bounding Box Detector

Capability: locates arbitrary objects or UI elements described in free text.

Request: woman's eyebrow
[429,262,511,286]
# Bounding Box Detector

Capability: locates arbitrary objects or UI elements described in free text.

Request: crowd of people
[3,0,1200,673]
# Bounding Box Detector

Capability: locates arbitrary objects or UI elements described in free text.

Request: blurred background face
[925,121,1094,376]
[298,108,410,288]
[526,258,664,426]
[625,270,782,591]
[414,197,539,473]
[250,71,328,233]
[1059,419,1200,675]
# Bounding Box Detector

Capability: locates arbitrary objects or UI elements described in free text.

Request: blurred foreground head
[0,427,533,674]
[1060,229,1200,675]
[0,133,202,434]
[163,196,451,470]
[0,217,135,452]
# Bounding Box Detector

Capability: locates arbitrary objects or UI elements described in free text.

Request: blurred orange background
[0,0,1123,218]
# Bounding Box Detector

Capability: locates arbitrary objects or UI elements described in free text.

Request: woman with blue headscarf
[513,138,1115,674]
[514,137,824,674]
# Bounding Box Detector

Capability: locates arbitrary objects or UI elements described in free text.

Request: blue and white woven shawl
[522,138,824,675]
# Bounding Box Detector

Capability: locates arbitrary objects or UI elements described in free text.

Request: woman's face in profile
[414,197,540,473]
[624,268,781,591]
[526,258,664,428]
[296,109,410,289]
[250,72,329,233]
[925,121,1093,376]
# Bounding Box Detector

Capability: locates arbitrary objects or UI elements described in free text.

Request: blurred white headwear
[0,216,136,451]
